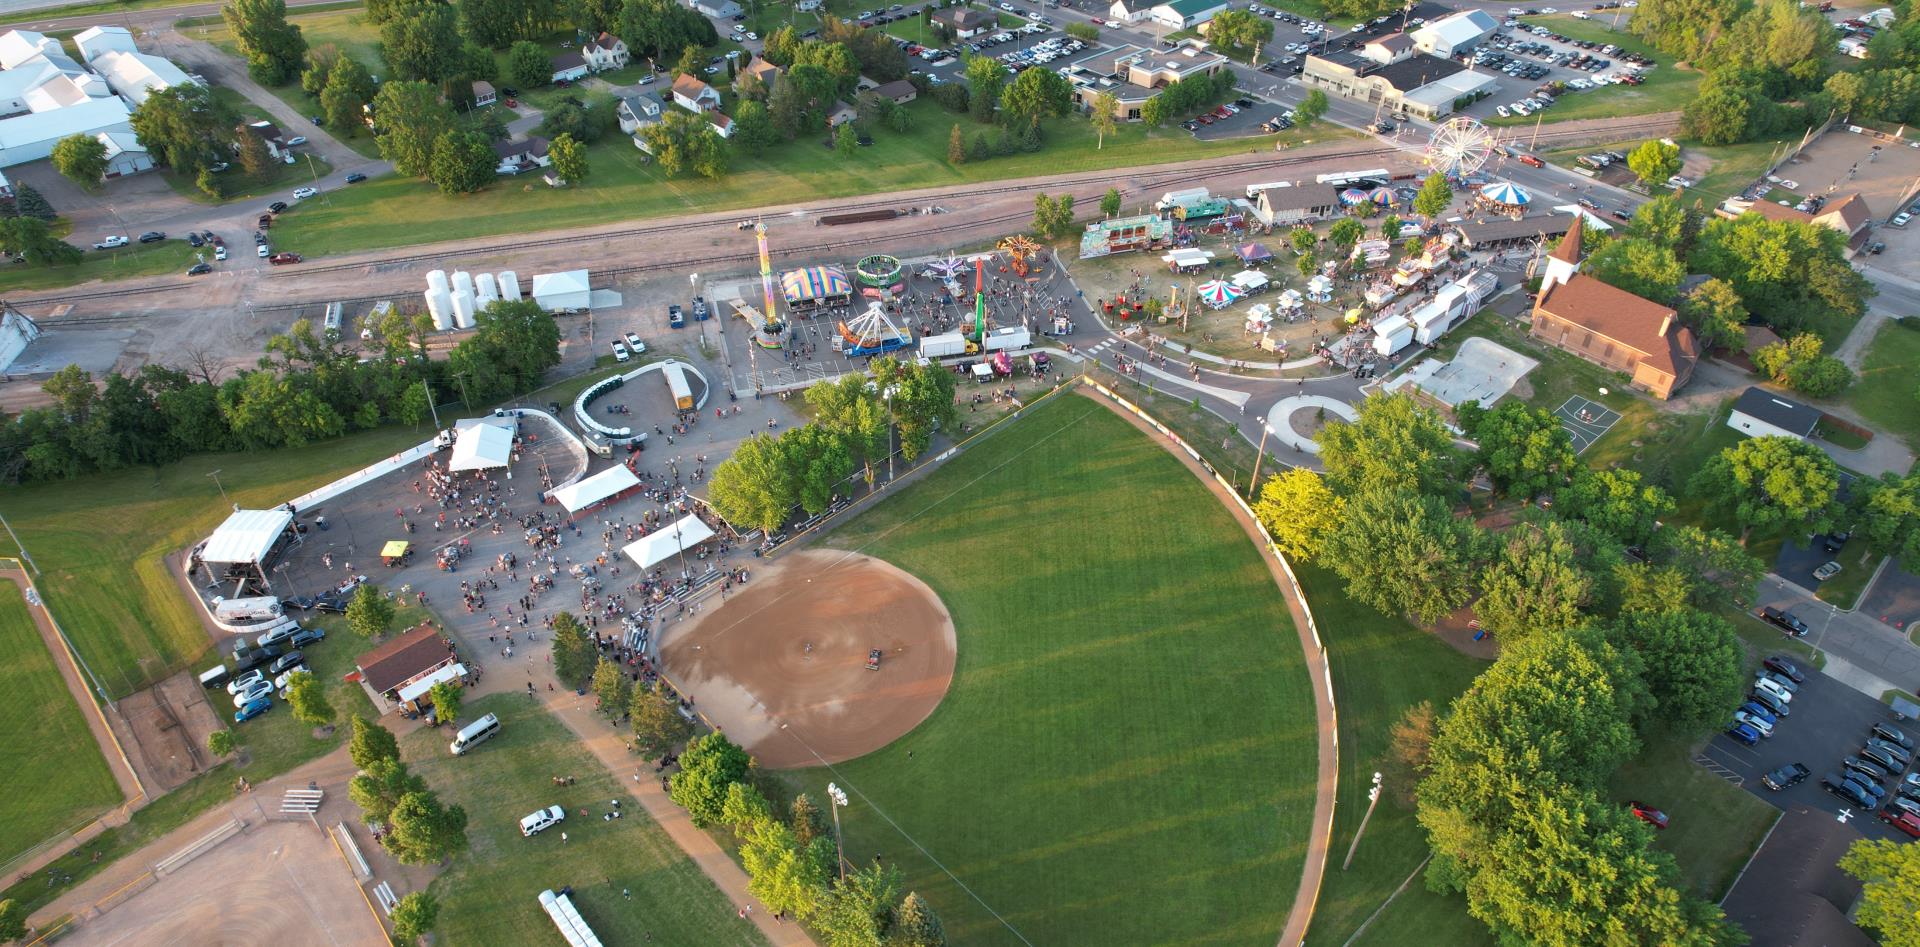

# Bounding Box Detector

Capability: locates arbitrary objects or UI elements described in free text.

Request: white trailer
[1156,187,1210,211]
[1372,314,1415,356]
[919,332,968,358]
[662,362,694,410]
[1245,181,1292,200]
[982,326,1031,352]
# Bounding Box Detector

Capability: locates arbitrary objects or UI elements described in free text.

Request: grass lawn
[272,97,1296,256]
[807,393,1317,946]
[187,6,391,162]
[0,425,429,700]
[0,239,197,293]
[0,587,124,864]
[1606,733,1776,899]
[153,87,337,205]
[1845,317,1920,449]
[1295,565,1492,947]
[1483,15,1699,126]
[1813,549,1880,609]
[402,694,764,946]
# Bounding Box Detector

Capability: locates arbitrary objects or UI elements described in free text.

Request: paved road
[1758,569,1920,700]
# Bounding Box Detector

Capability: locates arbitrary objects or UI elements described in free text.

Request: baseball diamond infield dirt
[662,550,956,770]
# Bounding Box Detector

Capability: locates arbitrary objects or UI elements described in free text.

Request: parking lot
[1460,16,1656,122]
[1700,658,1919,843]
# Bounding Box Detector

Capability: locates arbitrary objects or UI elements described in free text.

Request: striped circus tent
[779,266,853,303]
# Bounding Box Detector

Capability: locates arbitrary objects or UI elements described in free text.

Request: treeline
[0,299,560,485]
[547,612,949,945]
[707,360,960,535]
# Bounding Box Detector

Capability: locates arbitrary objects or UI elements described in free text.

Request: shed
[1727,387,1821,441]
[531,269,592,311]
[355,622,460,709]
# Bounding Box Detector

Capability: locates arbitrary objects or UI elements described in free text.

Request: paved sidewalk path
[1087,391,1336,947]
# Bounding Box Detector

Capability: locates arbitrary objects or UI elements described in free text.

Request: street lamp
[207,468,230,506]
[827,782,849,881]
[1342,772,1384,870]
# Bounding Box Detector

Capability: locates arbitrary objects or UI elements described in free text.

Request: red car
[1881,810,1920,838]
[268,252,303,265]
[1629,801,1668,830]
[1090,16,1104,23]
[1212,106,1231,118]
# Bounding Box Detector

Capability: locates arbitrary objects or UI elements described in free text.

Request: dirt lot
[662,549,955,769]
[115,670,224,792]
[69,819,386,947]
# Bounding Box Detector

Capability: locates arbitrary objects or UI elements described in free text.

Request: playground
[661,549,956,769]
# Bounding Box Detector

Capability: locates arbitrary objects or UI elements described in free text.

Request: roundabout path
[1080,390,1337,947]
[1265,396,1360,455]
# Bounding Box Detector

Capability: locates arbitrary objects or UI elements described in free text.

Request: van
[199,663,232,690]
[449,712,502,755]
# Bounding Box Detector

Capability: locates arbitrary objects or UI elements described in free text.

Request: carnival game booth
[780,266,854,312]
[622,514,716,574]
[196,508,300,594]
[548,464,643,520]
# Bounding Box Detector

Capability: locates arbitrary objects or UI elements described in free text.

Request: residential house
[741,57,782,91]
[473,80,497,107]
[705,110,733,138]
[1410,9,1499,58]
[933,7,999,38]
[1527,215,1698,399]
[826,101,857,127]
[871,79,917,105]
[72,25,138,63]
[1148,0,1229,30]
[672,72,721,112]
[493,136,552,175]
[551,52,590,84]
[354,621,465,714]
[583,32,629,72]
[617,91,666,134]
[1727,387,1822,441]
[242,119,290,158]
[694,0,743,16]
[1812,192,1872,246]
[796,0,822,9]
[1107,0,1151,23]
[96,129,150,176]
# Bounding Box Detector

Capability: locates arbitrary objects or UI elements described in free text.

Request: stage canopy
[202,509,294,565]
[550,464,641,514]
[780,266,852,303]
[449,423,514,472]
[621,514,716,570]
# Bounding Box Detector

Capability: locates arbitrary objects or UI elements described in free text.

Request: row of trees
[1629,0,1845,144]
[348,713,471,867]
[708,360,959,534]
[0,297,560,484]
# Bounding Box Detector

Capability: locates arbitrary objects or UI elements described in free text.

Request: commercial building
[1300,33,1496,120]
[1249,182,1341,225]
[1410,9,1499,58]
[1149,0,1229,29]
[1527,215,1697,399]
[0,28,193,169]
[932,7,998,38]
[1065,41,1227,120]
[1727,387,1822,441]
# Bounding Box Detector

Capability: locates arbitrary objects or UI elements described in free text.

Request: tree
[428,129,496,195]
[1319,485,1481,624]
[815,862,903,946]
[805,374,889,486]
[446,298,562,402]
[1626,138,1682,187]
[1251,468,1342,562]
[50,134,106,189]
[224,0,308,85]
[1139,94,1167,127]
[1752,331,1853,396]
[1682,83,1755,145]
[731,100,777,153]
[1206,9,1274,57]
[1412,172,1452,221]
[0,900,24,945]
[346,584,395,638]
[999,66,1072,128]
[550,612,597,688]
[871,355,957,461]
[947,122,965,163]
[1690,435,1840,538]
[1100,186,1122,218]
[964,55,1008,122]
[1839,837,1920,947]
[721,780,773,833]
[547,132,587,185]
[834,120,858,157]
[1559,467,1674,546]
[1327,216,1365,255]
[1318,393,1461,497]
[640,109,727,179]
[1089,92,1118,148]
[1031,192,1077,238]
[590,656,629,717]
[349,757,427,823]
[349,714,400,770]
[390,891,440,944]
[1627,193,1694,251]
[892,892,946,947]
[12,182,54,221]
[130,84,235,172]
[0,217,80,267]
[1651,525,1763,611]
[424,680,461,725]
[285,670,336,726]
[207,728,237,757]
[237,128,274,175]
[385,790,470,864]
[1680,277,1748,353]
[1475,521,1593,644]
[508,40,550,89]
[381,1,460,82]
[669,731,752,827]
[373,81,456,177]
[1848,472,1920,566]
[790,793,828,848]
[1379,701,1436,807]
[1584,237,1685,303]
[630,680,693,756]
[1608,608,1745,730]
[709,433,797,534]
[320,56,374,135]
[1377,213,1402,242]
[740,818,830,920]
[1293,89,1328,129]
[1461,400,1575,499]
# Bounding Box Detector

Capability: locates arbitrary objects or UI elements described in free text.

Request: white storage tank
[425,287,454,330]
[476,272,500,306]
[427,269,449,295]
[451,270,474,301]
[452,289,476,329]
[498,270,521,302]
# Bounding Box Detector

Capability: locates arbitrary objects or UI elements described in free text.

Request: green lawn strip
[0,614,378,916]
[1295,565,1491,947]
[1844,317,1920,450]
[1606,731,1776,899]
[1484,14,1698,127]
[800,394,1316,946]
[1813,550,1879,609]
[1727,608,1823,668]
[0,588,124,864]
[1813,420,1870,451]
[270,98,1306,256]
[0,239,198,293]
[401,694,764,946]
[1886,687,1919,704]
[0,426,429,699]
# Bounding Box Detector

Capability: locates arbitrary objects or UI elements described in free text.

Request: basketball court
[1555,395,1620,452]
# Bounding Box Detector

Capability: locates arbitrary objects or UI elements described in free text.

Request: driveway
[1698,659,1918,843]
[1861,562,1920,633]
[1776,537,1840,593]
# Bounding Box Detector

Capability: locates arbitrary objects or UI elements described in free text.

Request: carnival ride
[1426,117,1496,179]
[742,222,788,348]
[998,235,1044,276]
[839,300,914,357]
[854,254,905,296]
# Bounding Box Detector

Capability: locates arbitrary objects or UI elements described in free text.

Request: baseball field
[792,393,1319,945]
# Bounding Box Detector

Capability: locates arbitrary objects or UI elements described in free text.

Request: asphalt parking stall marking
[1554,395,1619,452]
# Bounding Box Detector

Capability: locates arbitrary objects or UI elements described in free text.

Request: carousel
[1476,181,1532,218]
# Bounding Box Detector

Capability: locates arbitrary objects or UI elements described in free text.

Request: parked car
[345,172,367,183]
[293,186,318,200]
[234,696,272,722]
[187,232,204,247]
[214,245,229,261]
[286,135,308,146]
[611,340,630,362]
[139,231,166,243]
[520,805,565,836]
[288,627,326,647]
[623,331,645,352]
[231,679,273,707]
[256,623,299,649]
[1882,810,1920,838]
[1629,800,1668,829]
[93,235,128,250]
[1761,762,1810,790]
[268,252,303,265]
[187,262,213,276]
[1813,560,1842,581]
[268,201,289,214]
[1752,676,1794,704]
[1822,772,1877,807]
[1747,687,1790,718]
[273,665,309,693]
[1740,701,1777,725]
[225,668,266,695]
[1845,755,1892,783]
[1758,670,1800,694]
[269,651,305,675]
[1725,721,1761,745]
[257,244,272,258]
[1760,606,1810,637]
[1822,530,1851,553]
[1763,656,1807,683]
[1872,723,1914,751]
[1865,739,1912,769]
[1732,710,1774,738]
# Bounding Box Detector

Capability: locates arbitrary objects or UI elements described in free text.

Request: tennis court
[1555,395,1620,452]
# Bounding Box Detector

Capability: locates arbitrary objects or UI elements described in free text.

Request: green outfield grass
[403,695,764,946]
[0,586,124,864]
[805,393,1318,945]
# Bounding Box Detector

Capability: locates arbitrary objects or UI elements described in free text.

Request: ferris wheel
[1425,117,1496,178]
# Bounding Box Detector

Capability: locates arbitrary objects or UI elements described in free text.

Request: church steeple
[1540,213,1584,295]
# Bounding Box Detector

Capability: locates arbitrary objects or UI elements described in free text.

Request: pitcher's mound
[662,549,956,769]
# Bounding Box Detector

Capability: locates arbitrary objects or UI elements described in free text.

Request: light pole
[827,782,849,881]
[1342,772,1384,870]
[1247,420,1272,498]
[207,468,230,506]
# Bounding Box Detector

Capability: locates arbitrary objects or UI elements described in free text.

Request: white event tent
[448,423,514,472]
[620,514,715,570]
[549,465,641,515]
[201,508,294,567]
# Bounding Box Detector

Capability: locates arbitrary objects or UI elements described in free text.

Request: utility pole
[827,782,849,882]
[424,379,442,429]
[1246,420,1271,498]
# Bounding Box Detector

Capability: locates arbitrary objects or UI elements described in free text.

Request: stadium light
[828,782,850,882]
